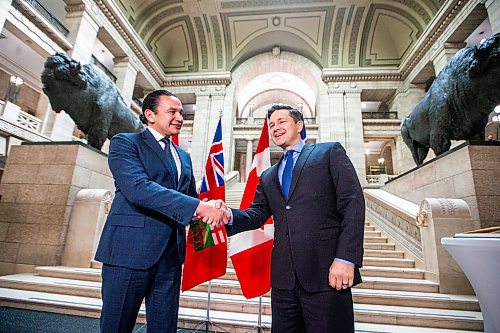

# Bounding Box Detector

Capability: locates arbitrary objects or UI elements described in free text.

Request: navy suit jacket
[230,142,365,292]
[95,130,199,269]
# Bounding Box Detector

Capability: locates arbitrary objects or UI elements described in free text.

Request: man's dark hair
[267,103,303,123]
[139,89,178,124]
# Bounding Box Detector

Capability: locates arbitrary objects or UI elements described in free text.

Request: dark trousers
[100,235,181,333]
[271,275,354,333]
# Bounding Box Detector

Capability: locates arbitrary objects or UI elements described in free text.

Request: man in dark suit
[95,90,227,333]
[228,104,365,333]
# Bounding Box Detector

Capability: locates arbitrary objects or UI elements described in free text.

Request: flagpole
[206,280,212,332]
[257,296,263,333]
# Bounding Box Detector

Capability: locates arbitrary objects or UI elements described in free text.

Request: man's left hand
[329,260,354,290]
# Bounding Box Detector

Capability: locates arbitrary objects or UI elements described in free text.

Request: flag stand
[255,296,265,333]
[243,296,266,333]
[192,280,229,333]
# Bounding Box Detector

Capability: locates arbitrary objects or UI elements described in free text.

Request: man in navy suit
[95,90,228,333]
[227,104,365,333]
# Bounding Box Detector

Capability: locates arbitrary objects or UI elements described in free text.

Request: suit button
[285,205,291,210]
[286,233,289,238]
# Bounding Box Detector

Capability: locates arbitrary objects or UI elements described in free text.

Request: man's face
[145,95,184,137]
[269,109,303,150]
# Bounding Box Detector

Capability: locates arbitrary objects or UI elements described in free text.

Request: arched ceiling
[114,0,443,74]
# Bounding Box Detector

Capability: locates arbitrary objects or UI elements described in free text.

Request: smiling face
[144,95,184,137]
[268,108,303,150]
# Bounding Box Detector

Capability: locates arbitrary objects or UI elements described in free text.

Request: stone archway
[223,51,327,177]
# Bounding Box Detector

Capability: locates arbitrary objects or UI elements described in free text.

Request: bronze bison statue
[401,33,500,165]
[41,53,143,150]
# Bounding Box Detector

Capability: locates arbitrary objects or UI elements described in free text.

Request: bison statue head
[41,53,143,149]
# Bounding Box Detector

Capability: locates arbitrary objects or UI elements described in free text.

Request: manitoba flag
[229,118,274,299]
[181,118,227,291]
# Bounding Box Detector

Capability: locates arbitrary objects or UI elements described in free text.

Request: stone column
[190,87,226,180]
[343,88,367,186]
[391,85,426,174]
[322,84,366,185]
[485,0,500,34]
[191,92,211,180]
[245,139,253,179]
[322,83,346,145]
[35,94,52,134]
[47,4,100,142]
[113,57,138,107]
[432,42,463,75]
[0,0,13,33]
[65,4,99,63]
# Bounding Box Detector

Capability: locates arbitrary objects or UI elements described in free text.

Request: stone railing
[364,189,423,261]
[362,111,398,119]
[17,110,41,132]
[16,0,69,36]
[366,174,397,187]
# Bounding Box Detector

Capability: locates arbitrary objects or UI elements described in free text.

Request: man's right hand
[195,199,230,228]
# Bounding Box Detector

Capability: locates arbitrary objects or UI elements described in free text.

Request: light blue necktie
[160,137,178,182]
[281,150,294,198]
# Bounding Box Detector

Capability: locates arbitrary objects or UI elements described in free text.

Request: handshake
[195,199,231,229]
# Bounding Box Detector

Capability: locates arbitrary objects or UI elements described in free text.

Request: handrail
[20,0,69,36]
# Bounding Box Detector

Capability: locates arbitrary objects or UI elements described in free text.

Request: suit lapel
[287,143,315,201]
[141,130,178,183]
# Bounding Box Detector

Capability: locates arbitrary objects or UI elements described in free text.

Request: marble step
[363,257,415,268]
[35,266,430,291]
[364,236,389,243]
[37,265,422,284]
[191,275,440,294]
[359,266,423,279]
[364,249,405,258]
[181,289,479,312]
[364,230,382,237]
[223,255,412,270]
[364,242,396,250]
[179,291,482,330]
[0,287,482,331]
[219,266,423,280]
[0,273,440,301]
[37,265,426,289]
[358,276,439,293]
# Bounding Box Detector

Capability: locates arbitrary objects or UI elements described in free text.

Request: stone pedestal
[418,198,474,294]
[383,141,500,230]
[0,142,114,275]
[61,189,113,267]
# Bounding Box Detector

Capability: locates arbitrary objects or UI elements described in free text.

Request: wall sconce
[377,157,386,174]
[5,75,24,104]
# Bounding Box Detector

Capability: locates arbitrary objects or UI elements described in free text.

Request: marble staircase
[0,184,483,332]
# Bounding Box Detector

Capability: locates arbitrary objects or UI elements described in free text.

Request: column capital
[327,82,362,94]
[113,56,130,64]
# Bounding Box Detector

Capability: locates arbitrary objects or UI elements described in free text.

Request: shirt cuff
[228,208,234,226]
[334,258,355,266]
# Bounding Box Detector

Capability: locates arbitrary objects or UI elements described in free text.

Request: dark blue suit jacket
[230,142,365,292]
[95,129,199,269]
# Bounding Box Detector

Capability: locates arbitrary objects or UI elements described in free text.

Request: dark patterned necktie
[281,150,294,198]
[160,137,178,182]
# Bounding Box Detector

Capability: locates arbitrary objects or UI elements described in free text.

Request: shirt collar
[147,126,167,143]
[283,139,305,156]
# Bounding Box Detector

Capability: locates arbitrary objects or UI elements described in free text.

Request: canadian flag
[229,118,274,299]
